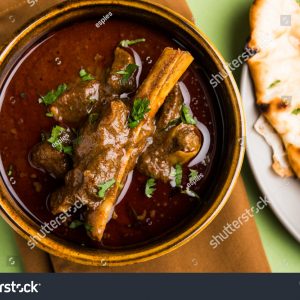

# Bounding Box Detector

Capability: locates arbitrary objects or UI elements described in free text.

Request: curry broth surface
[0,19,217,248]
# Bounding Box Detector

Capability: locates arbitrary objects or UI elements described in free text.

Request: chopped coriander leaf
[79,69,94,81]
[39,83,68,105]
[63,146,73,155]
[98,179,116,198]
[84,223,93,232]
[145,178,156,198]
[128,98,151,128]
[69,220,83,229]
[7,165,13,177]
[69,220,92,231]
[164,118,181,131]
[268,80,281,89]
[292,108,300,115]
[181,104,196,125]
[181,189,200,199]
[48,125,65,145]
[170,168,176,178]
[120,38,146,47]
[46,112,53,118]
[175,164,183,187]
[189,169,199,183]
[116,64,138,84]
[47,126,73,155]
[89,113,99,124]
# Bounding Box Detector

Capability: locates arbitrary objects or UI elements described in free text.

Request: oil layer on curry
[0,18,217,249]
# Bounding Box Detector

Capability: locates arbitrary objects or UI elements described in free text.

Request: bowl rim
[0,0,246,266]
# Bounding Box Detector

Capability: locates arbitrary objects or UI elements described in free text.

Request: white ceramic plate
[240,64,300,242]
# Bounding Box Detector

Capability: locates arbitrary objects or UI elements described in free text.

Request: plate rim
[240,64,300,243]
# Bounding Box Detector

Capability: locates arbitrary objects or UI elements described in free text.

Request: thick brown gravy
[0,18,217,249]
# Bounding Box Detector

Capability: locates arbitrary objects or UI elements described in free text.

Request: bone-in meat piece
[50,80,102,126]
[50,47,194,241]
[107,47,136,94]
[87,48,194,241]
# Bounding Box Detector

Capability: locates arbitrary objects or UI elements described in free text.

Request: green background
[0,0,299,272]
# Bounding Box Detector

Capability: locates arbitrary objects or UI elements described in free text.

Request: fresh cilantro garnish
[7,165,13,177]
[268,80,281,89]
[47,126,73,155]
[120,38,146,47]
[181,104,196,125]
[39,83,68,105]
[145,178,156,198]
[46,112,53,118]
[84,223,93,232]
[69,220,93,231]
[47,126,65,145]
[128,98,151,128]
[181,189,200,199]
[69,220,83,229]
[189,169,199,183]
[98,179,116,198]
[89,113,99,124]
[62,146,73,155]
[116,64,138,84]
[169,164,183,187]
[292,108,300,115]
[79,69,95,81]
[164,118,181,131]
[175,164,183,187]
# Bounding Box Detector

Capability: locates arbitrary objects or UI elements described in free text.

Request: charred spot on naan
[286,144,300,178]
[258,97,290,115]
[258,103,270,113]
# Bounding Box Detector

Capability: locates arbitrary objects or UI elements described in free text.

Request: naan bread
[248,0,300,178]
[254,115,293,177]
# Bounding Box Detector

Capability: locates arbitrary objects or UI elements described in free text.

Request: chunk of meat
[86,48,194,241]
[50,80,103,126]
[50,100,132,214]
[30,142,71,178]
[138,85,201,182]
[157,84,183,130]
[138,123,202,182]
[51,47,194,242]
[107,47,136,94]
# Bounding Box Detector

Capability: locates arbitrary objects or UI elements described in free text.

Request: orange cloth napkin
[2,0,270,272]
